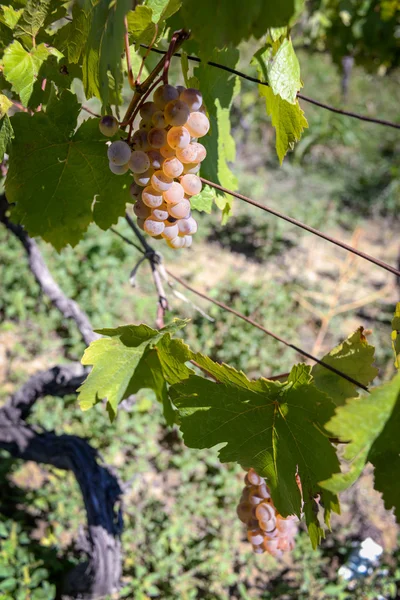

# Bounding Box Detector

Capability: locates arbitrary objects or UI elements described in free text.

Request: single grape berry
[183,162,200,175]
[109,162,129,175]
[180,174,202,196]
[130,181,142,199]
[148,127,168,149]
[178,216,198,235]
[153,84,179,109]
[185,112,210,138]
[142,186,163,208]
[107,141,131,165]
[167,126,191,150]
[160,144,176,159]
[167,236,185,249]
[168,199,191,219]
[162,157,184,179]
[179,88,203,112]
[99,115,119,137]
[128,150,151,174]
[147,149,164,170]
[139,101,158,121]
[144,218,165,237]
[164,99,190,127]
[134,168,154,187]
[151,203,169,222]
[163,181,185,205]
[133,200,151,219]
[151,170,173,193]
[161,222,179,240]
[152,111,167,129]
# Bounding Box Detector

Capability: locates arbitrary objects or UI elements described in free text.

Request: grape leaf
[14,0,53,40]
[391,302,400,369]
[321,373,400,503]
[260,86,308,164]
[145,0,182,23]
[312,328,378,407]
[3,40,50,106]
[190,185,214,214]
[180,0,303,53]
[171,356,340,547]
[194,48,239,218]
[127,5,157,45]
[254,36,302,104]
[5,91,130,249]
[78,319,192,421]
[56,0,131,105]
[1,5,23,29]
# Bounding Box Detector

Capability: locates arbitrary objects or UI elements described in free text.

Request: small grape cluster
[99,84,210,249]
[236,468,298,557]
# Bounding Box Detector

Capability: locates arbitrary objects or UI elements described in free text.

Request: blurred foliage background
[1,1,400,597]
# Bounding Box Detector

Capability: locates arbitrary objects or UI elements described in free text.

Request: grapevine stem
[121,29,189,128]
[139,44,400,130]
[200,178,400,279]
[135,24,159,86]
[124,16,135,89]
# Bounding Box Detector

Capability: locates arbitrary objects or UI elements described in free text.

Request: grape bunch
[236,468,298,557]
[100,84,210,249]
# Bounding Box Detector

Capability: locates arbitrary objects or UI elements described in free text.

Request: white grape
[151,203,169,221]
[129,181,142,199]
[192,142,207,162]
[139,101,158,121]
[128,150,150,174]
[133,168,153,187]
[161,222,179,240]
[147,149,164,170]
[167,126,191,149]
[179,88,203,112]
[164,99,190,126]
[162,157,184,178]
[168,199,191,219]
[160,144,176,159]
[176,143,199,164]
[133,200,151,219]
[163,181,185,205]
[180,174,202,196]
[139,119,152,131]
[178,216,197,235]
[167,236,185,249]
[132,129,151,151]
[99,115,119,137]
[154,84,179,108]
[144,218,165,237]
[142,186,163,208]
[147,127,168,149]
[185,112,210,137]
[109,162,129,175]
[151,170,173,192]
[183,162,200,174]
[107,141,131,165]
[152,111,167,128]
[182,235,193,248]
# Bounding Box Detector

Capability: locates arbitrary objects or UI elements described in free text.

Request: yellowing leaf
[0,94,12,119]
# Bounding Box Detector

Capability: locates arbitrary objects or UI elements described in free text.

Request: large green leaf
[145,0,182,23]
[312,328,378,407]
[194,47,239,219]
[78,320,192,420]
[14,0,53,40]
[391,302,400,369]
[171,357,340,547]
[321,373,400,504]
[5,91,130,249]
[127,5,156,45]
[180,0,304,53]
[3,40,50,106]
